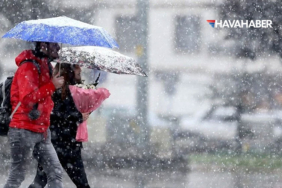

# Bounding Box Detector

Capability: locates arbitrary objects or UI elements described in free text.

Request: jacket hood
[15,50,46,67]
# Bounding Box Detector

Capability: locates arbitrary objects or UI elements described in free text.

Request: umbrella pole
[59,43,63,75]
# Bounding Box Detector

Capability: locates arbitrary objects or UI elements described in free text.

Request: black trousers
[29,144,90,188]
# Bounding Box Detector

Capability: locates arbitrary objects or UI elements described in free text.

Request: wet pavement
[1,164,282,188]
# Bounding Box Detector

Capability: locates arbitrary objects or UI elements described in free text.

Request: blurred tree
[209,70,282,154]
[0,0,95,25]
[217,0,282,154]
[219,0,282,59]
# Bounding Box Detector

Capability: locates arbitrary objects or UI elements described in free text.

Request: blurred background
[2,0,282,187]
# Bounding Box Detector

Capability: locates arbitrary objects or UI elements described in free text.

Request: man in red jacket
[4,42,65,188]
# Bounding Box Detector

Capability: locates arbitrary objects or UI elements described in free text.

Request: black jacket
[50,88,83,148]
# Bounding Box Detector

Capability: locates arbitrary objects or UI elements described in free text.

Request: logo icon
[207,20,215,28]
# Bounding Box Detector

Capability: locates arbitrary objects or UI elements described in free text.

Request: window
[175,15,201,54]
[115,16,138,52]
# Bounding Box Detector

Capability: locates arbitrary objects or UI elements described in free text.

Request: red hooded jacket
[9,50,56,133]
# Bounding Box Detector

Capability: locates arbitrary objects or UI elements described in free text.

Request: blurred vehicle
[86,105,282,156]
[180,106,238,141]
[179,106,282,153]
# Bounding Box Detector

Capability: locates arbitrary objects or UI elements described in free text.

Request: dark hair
[54,63,82,99]
[34,41,49,53]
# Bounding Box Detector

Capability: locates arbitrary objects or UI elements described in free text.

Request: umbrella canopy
[2,16,118,48]
[55,46,147,77]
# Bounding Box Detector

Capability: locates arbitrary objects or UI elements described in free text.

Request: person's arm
[51,91,83,124]
[66,105,83,124]
[17,63,55,108]
[66,91,83,124]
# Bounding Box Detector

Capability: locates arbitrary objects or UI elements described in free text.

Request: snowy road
[1,166,282,188]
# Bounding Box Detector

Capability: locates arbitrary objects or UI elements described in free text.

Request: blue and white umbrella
[2,16,118,48]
